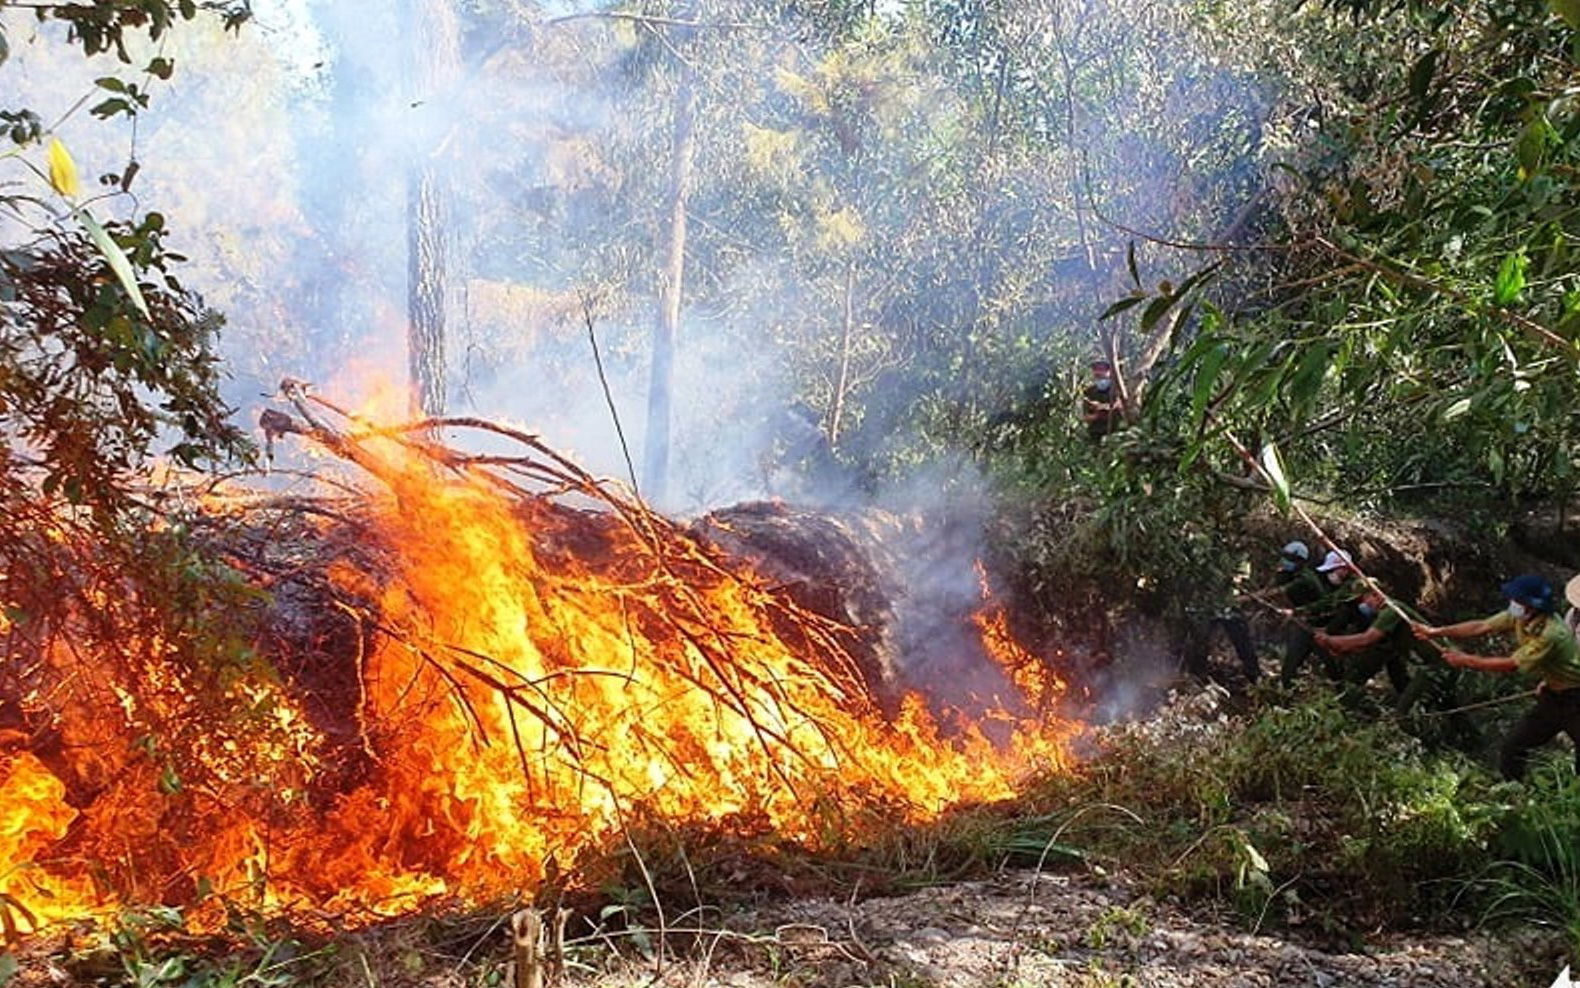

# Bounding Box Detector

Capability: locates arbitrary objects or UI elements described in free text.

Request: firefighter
[1414,573,1580,779]
[1080,358,1123,441]
[1315,585,1436,711]
[1274,541,1326,686]
[1280,548,1365,685]
[1180,557,1261,686]
[1565,573,1580,639]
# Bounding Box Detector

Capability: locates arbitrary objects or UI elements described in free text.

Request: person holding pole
[1314,584,1437,712]
[1413,574,1580,780]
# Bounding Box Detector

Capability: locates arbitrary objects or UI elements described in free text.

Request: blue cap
[1501,573,1556,613]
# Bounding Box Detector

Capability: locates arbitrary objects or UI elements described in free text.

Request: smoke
[3,0,1276,709]
[3,0,1272,496]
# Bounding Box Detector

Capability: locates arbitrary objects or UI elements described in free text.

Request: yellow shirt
[1484,611,1580,690]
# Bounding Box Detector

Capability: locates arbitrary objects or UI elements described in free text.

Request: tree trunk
[407,169,448,417]
[642,65,697,504]
[405,0,460,418]
[829,264,855,448]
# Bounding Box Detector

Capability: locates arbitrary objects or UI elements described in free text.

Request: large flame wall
[0,440,1078,933]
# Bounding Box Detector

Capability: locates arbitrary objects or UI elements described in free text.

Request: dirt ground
[486,868,1566,988]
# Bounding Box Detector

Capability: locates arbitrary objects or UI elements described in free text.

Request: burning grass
[0,385,1080,937]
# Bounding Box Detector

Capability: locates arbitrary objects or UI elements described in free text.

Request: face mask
[1326,570,1345,585]
[1094,378,1112,392]
[1358,602,1377,619]
[1508,601,1528,620]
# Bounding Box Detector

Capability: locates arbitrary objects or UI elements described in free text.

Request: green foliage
[2,0,255,521]
[1085,905,1150,950]
[1477,762,1580,952]
[1020,695,1512,932]
[88,905,328,988]
[1,223,253,519]
[1096,0,1580,514]
[7,1,251,62]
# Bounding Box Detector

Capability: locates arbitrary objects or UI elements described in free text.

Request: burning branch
[0,387,1078,935]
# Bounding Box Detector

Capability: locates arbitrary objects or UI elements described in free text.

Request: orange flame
[1,425,1081,931]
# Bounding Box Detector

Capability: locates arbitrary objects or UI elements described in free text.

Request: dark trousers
[1280,625,1338,686]
[1500,687,1580,780]
[1344,648,1411,693]
[1183,615,1260,684]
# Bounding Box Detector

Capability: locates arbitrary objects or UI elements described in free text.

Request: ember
[0,386,1080,935]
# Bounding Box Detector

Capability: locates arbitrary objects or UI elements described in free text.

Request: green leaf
[1099,294,1146,320]
[76,211,151,317]
[1442,396,1472,421]
[1260,442,1292,512]
[0,951,17,987]
[1549,0,1580,30]
[1404,50,1439,129]
[146,57,174,80]
[1140,292,1177,333]
[1515,118,1552,174]
[92,98,133,120]
[1172,261,1224,298]
[1127,240,1140,288]
[1494,252,1527,305]
[1286,341,1331,410]
[1189,343,1230,427]
[146,956,185,983]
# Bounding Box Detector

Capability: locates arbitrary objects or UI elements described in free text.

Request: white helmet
[1280,541,1310,562]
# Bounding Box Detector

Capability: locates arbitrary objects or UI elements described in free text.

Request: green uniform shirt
[1300,575,1366,632]
[1369,599,1437,662]
[1279,568,1325,610]
[1483,610,1580,690]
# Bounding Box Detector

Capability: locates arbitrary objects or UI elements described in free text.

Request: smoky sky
[2,0,1274,515]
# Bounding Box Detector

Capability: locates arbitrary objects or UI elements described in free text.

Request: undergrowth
[1007,690,1580,952]
[11,691,1578,985]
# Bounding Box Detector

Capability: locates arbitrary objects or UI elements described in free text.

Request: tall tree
[642,22,698,504]
[405,0,461,417]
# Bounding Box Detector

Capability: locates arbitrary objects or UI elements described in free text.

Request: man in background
[1081,358,1123,441]
[1274,541,1326,686]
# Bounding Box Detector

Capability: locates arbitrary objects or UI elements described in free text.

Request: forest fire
[0,389,1080,937]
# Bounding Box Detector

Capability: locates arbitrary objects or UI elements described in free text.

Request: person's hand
[1314,632,1331,650]
[1412,623,1442,640]
[1443,649,1471,668]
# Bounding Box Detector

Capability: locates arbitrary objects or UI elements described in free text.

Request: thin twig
[582,297,641,497]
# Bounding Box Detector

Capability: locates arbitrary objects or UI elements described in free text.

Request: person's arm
[1316,626,1384,654]
[1442,650,1519,674]
[1415,617,1501,639]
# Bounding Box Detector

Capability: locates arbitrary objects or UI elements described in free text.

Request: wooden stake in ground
[512,908,545,988]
